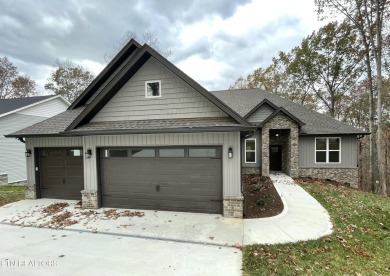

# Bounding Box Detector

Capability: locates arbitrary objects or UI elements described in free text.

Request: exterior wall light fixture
[85,149,92,159]
[228,147,233,159]
[25,149,32,157]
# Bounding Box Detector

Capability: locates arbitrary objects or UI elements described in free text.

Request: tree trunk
[375,0,387,196]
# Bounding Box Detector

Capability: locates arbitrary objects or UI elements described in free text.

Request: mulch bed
[294,177,349,187]
[243,174,284,218]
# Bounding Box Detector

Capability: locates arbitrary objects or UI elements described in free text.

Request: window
[315,138,340,163]
[131,149,155,158]
[145,80,161,98]
[104,149,128,158]
[245,139,256,163]
[188,148,217,158]
[67,149,82,157]
[159,149,185,157]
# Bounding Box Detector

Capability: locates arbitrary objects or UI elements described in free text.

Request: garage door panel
[158,199,220,213]
[103,196,157,209]
[39,148,84,200]
[103,183,153,194]
[100,147,222,214]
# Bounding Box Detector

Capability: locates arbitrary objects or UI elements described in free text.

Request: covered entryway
[100,147,222,214]
[38,148,84,200]
[269,145,282,171]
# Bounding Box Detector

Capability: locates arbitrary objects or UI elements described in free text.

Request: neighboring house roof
[211,89,367,135]
[0,95,59,117]
[8,107,85,137]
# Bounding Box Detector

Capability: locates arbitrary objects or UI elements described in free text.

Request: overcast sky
[0,0,328,93]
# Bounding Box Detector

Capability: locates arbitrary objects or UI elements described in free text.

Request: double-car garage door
[100,147,222,214]
[38,146,222,214]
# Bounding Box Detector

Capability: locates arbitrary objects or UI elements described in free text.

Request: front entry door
[269,145,282,171]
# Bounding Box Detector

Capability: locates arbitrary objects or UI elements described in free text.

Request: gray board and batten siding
[25,132,242,198]
[299,135,357,168]
[91,57,227,122]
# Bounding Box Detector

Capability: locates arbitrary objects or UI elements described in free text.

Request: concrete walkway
[243,172,333,244]
[0,173,333,247]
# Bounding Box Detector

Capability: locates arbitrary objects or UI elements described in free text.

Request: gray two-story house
[7,39,366,218]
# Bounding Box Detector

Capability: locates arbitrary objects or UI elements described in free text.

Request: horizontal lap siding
[25,137,83,186]
[91,57,227,122]
[299,135,357,168]
[0,114,47,183]
[83,132,241,197]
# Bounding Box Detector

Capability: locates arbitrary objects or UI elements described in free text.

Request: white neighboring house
[0,95,70,185]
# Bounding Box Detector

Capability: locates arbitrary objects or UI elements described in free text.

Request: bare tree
[0,57,37,99]
[105,31,173,62]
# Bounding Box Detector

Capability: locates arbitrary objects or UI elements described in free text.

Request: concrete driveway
[0,173,333,275]
[0,224,242,276]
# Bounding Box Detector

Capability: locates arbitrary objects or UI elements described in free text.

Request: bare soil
[243,174,284,218]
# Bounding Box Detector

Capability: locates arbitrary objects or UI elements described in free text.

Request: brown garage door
[100,147,222,214]
[38,148,84,200]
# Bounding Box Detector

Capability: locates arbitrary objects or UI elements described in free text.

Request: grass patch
[243,182,390,275]
[0,186,25,206]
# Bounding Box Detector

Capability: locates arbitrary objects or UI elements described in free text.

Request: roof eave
[69,39,142,109]
[299,132,370,136]
[61,126,257,136]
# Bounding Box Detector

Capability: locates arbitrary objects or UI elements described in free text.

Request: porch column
[262,127,270,176]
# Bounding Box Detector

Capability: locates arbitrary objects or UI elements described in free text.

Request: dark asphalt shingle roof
[210,89,367,135]
[0,96,54,116]
[7,107,85,137]
[8,89,366,137]
[68,117,246,134]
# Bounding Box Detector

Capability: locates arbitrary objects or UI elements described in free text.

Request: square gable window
[145,80,161,98]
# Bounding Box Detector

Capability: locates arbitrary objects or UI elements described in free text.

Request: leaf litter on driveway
[2,201,145,230]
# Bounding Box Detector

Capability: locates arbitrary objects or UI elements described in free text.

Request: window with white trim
[315,137,340,163]
[245,139,256,163]
[145,80,161,98]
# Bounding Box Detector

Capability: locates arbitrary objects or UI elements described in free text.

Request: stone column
[81,190,98,209]
[262,127,270,176]
[289,127,299,177]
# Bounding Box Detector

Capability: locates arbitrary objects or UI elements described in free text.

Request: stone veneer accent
[299,168,358,188]
[25,185,36,199]
[223,196,244,218]
[81,190,98,209]
[0,174,8,185]
[262,113,299,177]
[242,167,261,175]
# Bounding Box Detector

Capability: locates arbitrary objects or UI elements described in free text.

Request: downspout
[240,130,255,218]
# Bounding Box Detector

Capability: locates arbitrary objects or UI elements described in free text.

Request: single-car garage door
[38,148,84,200]
[100,147,222,214]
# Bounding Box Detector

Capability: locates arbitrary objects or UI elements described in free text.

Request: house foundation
[299,168,358,188]
[0,174,8,185]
